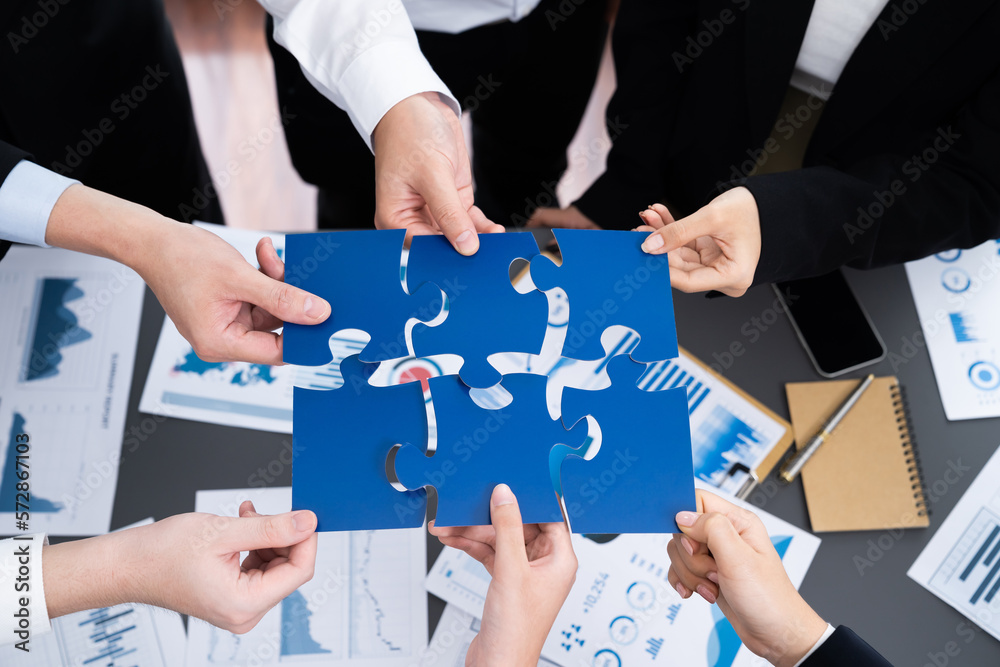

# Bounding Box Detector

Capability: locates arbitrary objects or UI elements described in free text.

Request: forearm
[42,531,136,619]
[44,183,183,278]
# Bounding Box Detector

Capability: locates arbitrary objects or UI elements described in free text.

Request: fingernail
[304,297,327,319]
[697,584,717,604]
[676,511,698,527]
[641,233,664,253]
[456,230,477,254]
[292,511,314,532]
[707,571,719,584]
[681,536,695,556]
[492,483,515,507]
[675,582,690,598]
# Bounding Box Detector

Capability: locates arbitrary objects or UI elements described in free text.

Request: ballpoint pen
[778,374,875,484]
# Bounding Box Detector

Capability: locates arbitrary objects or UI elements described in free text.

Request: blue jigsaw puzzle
[558,355,695,534]
[407,233,548,389]
[283,230,443,365]
[292,354,428,531]
[530,229,678,362]
[392,373,587,527]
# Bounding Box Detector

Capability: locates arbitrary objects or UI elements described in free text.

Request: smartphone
[773,270,886,378]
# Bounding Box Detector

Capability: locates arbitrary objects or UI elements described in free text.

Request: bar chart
[929,507,1000,626]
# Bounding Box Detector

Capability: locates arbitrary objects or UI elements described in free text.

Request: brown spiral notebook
[785,376,929,532]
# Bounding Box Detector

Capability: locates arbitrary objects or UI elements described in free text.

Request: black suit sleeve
[743,66,1000,285]
[0,139,32,262]
[572,0,696,228]
[802,626,892,666]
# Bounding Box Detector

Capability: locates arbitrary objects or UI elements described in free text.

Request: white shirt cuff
[793,623,836,667]
[0,534,51,646]
[0,161,78,248]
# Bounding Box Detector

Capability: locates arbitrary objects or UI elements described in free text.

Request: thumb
[640,208,715,255]
[490,484,528,569]
[420,162,479,255]
[222,510,317,552]
[242,272,330,325]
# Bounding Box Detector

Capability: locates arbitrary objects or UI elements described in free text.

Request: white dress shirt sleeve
[258,0,461,150]
[0,534,51,647]
[793,623,836,667]
[0,161,79,248]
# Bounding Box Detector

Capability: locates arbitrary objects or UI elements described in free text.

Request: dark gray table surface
[110,262,1000,666]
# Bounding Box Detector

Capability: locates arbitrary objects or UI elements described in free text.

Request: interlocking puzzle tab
[291,354,428,531]
[530,229,678,363]
[392,373,587,527]
[286,229,695,534]
[558,355,695,534]
[283,230,442,365]
[407,233,548,389]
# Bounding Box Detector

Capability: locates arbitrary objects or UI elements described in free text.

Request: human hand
[140,225,330,365]
[372,92,504,255]
[429,485,577,666]
[127,502,318,633]
[526,205,600,230]
[667,490,826,667]
[44,185,331,365]
[636,187,761,296]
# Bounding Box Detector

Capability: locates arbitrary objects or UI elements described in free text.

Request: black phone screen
[774,271,886,377]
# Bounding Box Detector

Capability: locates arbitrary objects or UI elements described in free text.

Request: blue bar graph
[960,525,999,580]
[949,312,978,343]
[79,607,139,665]
[638,360,713,415]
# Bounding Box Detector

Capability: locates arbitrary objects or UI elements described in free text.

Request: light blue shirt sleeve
[0,160,80,248]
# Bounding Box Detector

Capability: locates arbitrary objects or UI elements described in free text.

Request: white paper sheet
[0,247,144,535]
[0,518,187,665]
[904,240,1000,420]
[426,484,820,667]
[184,487,428,666]
[421,604,560,667]
[909,446,1000,640]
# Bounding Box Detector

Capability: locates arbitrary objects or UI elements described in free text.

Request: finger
[248,532,318,606]
[489,484,528,570]
[668,266,732,294]
[674,493,762,561]
[526,207,565,229]
[221,510,317,553]
[429,523,498,546]
[249,305,285,334]
[238,501,283,564]
[666,538,718,602]
[239,271,330,327]
[239,501,257,517]
[640,208,717,254]
[468,205,504,234]
[649,203,676,225]
[256,237,285,281]
[694,490,772,551]
[438,536,497,573]
[667,565,692,599]
[218,326,284,366]
[637,210,665,230]
[420,165,479,255]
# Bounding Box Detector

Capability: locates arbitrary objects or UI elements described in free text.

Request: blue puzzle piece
[392,373,587,527]
[292,355,428,531]
[530,229,678,362]
[558,355,695,534]
[407,233,547,388]
[283,230,442,365]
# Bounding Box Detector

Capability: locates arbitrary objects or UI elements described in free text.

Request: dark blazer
[576,0,1000,285]
[0,0,220,261]
[803,626,892,666]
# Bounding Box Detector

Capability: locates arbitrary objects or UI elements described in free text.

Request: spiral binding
[892,383,929,517]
